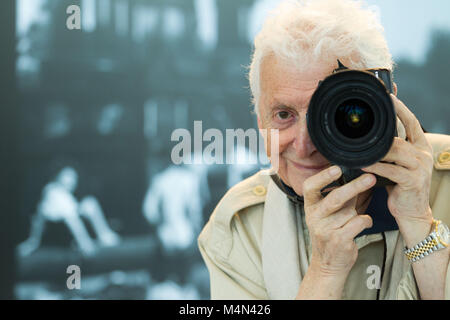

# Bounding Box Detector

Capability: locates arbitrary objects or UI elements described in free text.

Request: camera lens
[335,99,374,139]
[307,69,396,169]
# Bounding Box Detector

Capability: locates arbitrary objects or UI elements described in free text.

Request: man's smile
[287,159,330,173]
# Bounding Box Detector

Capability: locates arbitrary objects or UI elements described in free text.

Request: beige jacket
[198,133,450,300]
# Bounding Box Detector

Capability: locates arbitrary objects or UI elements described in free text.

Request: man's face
[257,55,335,196]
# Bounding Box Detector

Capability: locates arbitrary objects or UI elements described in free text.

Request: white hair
[249,0,394,114]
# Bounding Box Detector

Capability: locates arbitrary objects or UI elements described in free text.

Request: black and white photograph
[0,0,449,305]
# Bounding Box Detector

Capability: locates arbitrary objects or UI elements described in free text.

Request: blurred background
[0,0,449,300]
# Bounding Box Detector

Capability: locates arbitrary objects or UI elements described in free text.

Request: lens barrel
[307,70,397,169]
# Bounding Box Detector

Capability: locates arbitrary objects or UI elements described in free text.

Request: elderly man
[198,0,450,300]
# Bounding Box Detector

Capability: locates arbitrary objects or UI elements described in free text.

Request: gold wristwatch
[404,219,449,263]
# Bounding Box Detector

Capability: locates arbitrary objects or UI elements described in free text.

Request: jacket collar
[262,179,302,300]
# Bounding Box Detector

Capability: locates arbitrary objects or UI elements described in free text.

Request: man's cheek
[262,129,286,158]
[273,131,292,155]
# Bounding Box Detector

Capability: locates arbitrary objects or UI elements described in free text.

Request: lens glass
[335,99,374,139]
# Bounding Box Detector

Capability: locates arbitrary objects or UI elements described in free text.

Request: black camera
[306,61,397,187]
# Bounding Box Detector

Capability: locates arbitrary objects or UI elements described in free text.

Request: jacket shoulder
[426,133,450,225]
[208,170,271,231]
[425,133,450,170]
[197,170,272,299]
[198,170,271,259]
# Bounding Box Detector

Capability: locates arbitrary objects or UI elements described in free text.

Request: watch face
[437,223,449,246]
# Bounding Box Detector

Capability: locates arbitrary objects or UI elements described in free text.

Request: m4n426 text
[223,304,271,315]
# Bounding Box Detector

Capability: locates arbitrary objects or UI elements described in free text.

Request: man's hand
[362,94,434,242]
[362,95,449,300]
[296,166,376,299]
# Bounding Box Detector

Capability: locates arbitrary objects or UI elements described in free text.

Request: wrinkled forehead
[259,55,335,109]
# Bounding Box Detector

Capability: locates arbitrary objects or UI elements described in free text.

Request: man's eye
[276,111,292,120]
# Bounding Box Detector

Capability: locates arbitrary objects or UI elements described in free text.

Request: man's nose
[292,117,317,158]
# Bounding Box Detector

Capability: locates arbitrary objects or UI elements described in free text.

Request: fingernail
[329,166,340,176]
[364,175,375,186]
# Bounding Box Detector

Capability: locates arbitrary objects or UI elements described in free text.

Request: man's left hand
[362,94,434,242]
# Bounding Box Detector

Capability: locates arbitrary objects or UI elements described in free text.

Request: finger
[391,94,428,148]
[318,174,376,218]
[361,162,411,186]
[339,214,373,240]
[379,137,420,169]
[303,165,342,207]
[322,206,358,230]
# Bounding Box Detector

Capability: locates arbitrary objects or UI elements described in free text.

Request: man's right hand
[296,165,376,299]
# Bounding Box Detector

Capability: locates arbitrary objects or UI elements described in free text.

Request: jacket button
[253,185,266,196]
[438,151,450,164]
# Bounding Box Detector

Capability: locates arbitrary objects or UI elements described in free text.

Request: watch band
[404,220,445,263]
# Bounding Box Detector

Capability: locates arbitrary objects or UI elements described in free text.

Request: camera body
[306,61,397,188]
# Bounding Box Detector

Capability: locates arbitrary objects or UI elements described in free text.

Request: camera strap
[269,174,339,205]
[270,173,305,205]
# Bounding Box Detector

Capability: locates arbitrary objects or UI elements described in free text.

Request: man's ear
[393,82,398,96]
